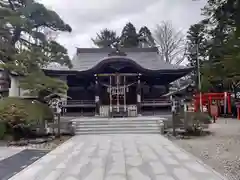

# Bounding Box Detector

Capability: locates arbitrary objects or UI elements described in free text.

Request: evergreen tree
[92,28,119,48]
[0,0,72,101]
[199,0,240,91]
[186,22,208,87]
[120,22,139,48]
[138,26,155,47]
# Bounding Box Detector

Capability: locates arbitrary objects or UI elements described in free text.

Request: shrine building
[44,47,192,117]
[3,47,192,117]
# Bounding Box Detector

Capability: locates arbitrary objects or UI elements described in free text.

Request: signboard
[186,103,195,112]
[56,107,61,114]
[49,98,63,115]
[210,105,218,117]
[107,86,129,95]
[203,105,208,112]
[95,96,99,102]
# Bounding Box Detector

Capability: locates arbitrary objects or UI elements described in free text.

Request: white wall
[9,75,29,97]
[9,75,20,97]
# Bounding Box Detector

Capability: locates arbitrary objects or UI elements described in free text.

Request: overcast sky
[39,0,207,57]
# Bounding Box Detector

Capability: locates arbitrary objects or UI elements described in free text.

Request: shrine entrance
[109,74,127,113]
[97,73,140,117]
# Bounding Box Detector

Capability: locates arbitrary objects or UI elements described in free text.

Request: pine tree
[138,26,155,47]
[92,29,119,48]
[120,22,139,48]
[0,0,72,101]
[200,0,240,91]
[186,22,207,83]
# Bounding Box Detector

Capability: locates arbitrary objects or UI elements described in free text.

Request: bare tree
[154,21,186,64]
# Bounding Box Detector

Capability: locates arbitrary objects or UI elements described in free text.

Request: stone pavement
[9,134,227,180]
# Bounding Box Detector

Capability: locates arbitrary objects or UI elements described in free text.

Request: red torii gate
[194,92,232,115]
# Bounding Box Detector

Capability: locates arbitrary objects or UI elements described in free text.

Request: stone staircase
[72,117,165,135]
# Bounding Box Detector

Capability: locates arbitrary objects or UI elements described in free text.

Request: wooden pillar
[137,74,141,116]
[95,74,100,116]
[124,76,127,112]
[109,75,112,115]
[227,93,231,114]
[237,107,240,120]
[116,74,120,112]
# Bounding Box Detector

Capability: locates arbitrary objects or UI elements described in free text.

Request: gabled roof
[44,47,192,73]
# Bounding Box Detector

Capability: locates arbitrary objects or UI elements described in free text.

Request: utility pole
[196,43,203,112]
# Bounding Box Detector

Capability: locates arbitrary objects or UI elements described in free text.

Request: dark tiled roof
[45,48,191,72]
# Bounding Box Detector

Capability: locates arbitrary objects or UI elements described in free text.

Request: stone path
[9,134,227,180]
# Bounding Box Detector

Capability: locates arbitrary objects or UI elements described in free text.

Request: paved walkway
[9,134,227,180]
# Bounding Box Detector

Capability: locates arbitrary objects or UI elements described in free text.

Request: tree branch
[154,21,185,64]
[8,0,15,10]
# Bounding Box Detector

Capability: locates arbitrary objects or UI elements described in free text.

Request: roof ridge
[76,47,158,54]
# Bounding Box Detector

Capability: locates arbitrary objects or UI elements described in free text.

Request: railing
[64,99,171,108]
[142,99,171,106]
[63,100,95,107]
[67,100,95,105]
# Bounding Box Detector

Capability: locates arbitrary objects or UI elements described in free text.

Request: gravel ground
[0,135,72,150]
[172,118,240,180]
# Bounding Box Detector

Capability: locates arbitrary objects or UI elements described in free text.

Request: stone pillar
[137,74,141,116]
[95,74,100,116]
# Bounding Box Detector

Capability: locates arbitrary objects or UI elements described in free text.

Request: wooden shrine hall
[44,47,193,117]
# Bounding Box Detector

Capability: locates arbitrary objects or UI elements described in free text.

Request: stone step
[75,127,160,133]
[71,117,164,122]
[75,130,161,135]
[72,117,165,135]
[72,120,161,126]
[74,122,159,126]
[76,124,159,128]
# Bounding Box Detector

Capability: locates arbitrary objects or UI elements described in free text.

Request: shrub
[0,97,54,140]
[0,122,6,140]
[180,111,211,124]
[192,112,212,124]
[184,112,211,133]
[0,97,53,124]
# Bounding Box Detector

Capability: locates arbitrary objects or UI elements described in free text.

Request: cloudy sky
[40,0,207,57]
